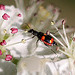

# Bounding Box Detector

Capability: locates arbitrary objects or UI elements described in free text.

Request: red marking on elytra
[50,38,54,43]
[44,34,46,35]
[41,39,52,46]
[41,36,45,41]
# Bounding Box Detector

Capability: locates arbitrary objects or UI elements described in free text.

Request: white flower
[15,0,74,75]
[14,0,61,57]
[14,0,75,57]
[17,56,50,75]
[0,4,30,60]
[13,0,75,60]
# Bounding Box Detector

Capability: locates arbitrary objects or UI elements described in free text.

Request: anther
[3,29,7,33]
[10,28,18,34]
[21,39,26,43]
[0,50,2,55]
[51,21,55,25]
[0,4,5,10]
[0,40,6,46]
[5,55,12,61]
[24,30,28,33]
[62,19,66,25]
[17,14,21,17]
[2,13,10,20]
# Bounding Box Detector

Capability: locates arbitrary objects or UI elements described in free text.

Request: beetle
[28,29,57,46]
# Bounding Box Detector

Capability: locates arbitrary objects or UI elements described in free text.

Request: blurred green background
[0,0,75,27]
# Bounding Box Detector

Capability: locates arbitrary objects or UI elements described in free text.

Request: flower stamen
[51,21,69,48]
[5,41,21,47]
[59,49,73,58]
[50,33,66,48]
[5,39,26,47]
[62,20,70,48]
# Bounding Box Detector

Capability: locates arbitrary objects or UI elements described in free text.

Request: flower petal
[17,56,48,75]
[0,5,23,31]
[46,59,74,75]
[0,59,17,75]
[6,31,35,57]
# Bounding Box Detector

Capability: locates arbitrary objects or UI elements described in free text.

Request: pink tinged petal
[0,50,2,55]
[2,13,10,20]
[5,55,13,61]
[0,4,5,10]
[17,14,21,17]
[10,28,18,34]
[0,40,6,46]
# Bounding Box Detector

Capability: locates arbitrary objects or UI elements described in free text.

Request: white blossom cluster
[0,0,75,75]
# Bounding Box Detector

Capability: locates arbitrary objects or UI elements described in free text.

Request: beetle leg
[35,39,39,48]
[32,35,35,38]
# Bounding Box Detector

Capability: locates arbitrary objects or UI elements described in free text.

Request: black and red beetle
[28,29,57,46]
